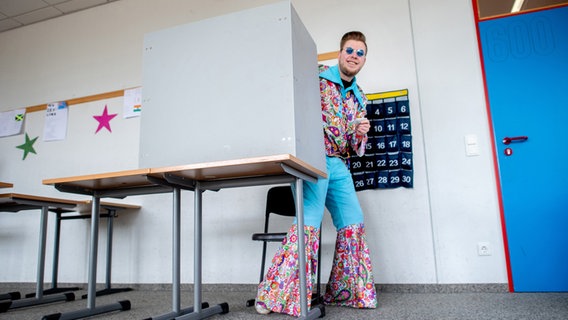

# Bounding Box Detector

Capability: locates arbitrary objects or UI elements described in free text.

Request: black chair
[246,185,322,307]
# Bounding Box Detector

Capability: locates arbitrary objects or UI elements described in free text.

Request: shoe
[255,302,271,315]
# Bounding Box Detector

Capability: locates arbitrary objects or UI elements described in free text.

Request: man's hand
[355,118,370,135]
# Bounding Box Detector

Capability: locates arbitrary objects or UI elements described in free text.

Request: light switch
[465,134,480,156]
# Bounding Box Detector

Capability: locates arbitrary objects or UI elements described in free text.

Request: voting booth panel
[139,1,325,173]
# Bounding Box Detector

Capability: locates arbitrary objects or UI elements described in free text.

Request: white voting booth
[139,0,325,173]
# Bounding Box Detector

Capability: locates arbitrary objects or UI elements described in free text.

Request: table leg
[41,197,130,320]
[87,197,100,308]
[4,206,75,312]
[25,210,81,298]
[48,211,81,295]
[294,178,324,320]
[81,209,132,298]
[173,188,181,313]
[148,188,209,320]
[175,182,228,320]
[36,206,48,299]
[194,182,202,314]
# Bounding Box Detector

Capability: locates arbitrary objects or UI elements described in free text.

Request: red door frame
[471,0,568,292]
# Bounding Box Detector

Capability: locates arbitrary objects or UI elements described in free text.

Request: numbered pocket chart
[350,89,413,190]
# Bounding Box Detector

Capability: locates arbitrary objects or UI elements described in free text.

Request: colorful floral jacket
[319,64,368,159]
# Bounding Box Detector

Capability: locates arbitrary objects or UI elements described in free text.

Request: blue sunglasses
[345,47,365,57]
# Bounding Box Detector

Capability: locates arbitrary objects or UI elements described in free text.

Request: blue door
[479,6,568,291]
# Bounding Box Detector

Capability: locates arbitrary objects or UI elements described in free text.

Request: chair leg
[313,227,323,305]
[247,240,270,307]
[259,241,268,283]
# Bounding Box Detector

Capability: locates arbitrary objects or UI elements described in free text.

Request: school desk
[0,193,79,312]
[42,168,169,320]
[0,182,14,188]
[23,201,141,299]
[43,154,326,320]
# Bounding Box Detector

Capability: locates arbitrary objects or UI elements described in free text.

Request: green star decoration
[16,133,39,160]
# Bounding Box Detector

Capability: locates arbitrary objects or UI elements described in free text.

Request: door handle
[502,136,528,145]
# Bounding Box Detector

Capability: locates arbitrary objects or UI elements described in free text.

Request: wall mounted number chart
[350,89,413,191]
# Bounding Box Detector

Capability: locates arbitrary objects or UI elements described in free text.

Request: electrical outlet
[478,242,491,256]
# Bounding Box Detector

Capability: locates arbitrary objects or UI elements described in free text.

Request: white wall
[0,0,507,286]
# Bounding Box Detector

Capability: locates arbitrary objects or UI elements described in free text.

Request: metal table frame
[0,185,17,302]
[0,194,78,313]
[43,177,170,320]
[166,165,323,320]
[42,155,326,320]
[33,204,137,300]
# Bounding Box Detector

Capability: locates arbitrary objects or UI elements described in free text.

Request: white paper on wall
[0,108,26,138]
[43,101,68,141]
[123,87,142,118]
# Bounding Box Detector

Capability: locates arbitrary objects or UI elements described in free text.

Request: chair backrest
[265,186,296,218]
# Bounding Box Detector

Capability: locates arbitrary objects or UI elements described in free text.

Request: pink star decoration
[93,105,118,134]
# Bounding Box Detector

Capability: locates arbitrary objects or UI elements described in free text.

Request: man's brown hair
[340,31,367,54]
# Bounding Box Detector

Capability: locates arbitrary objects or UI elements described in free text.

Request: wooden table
[42,168,170,320]
[0,193,80,312]
[0,193,141,314]
[43,154,326,320]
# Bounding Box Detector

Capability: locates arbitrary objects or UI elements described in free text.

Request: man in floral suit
[256,31,378,316]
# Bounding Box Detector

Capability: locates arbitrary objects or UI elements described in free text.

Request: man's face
[338,39,367,81]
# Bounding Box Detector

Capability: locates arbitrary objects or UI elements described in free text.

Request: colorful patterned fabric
[319,64,368,158]
[256,223,377,316]
[324,223,378,308]
[256,224,320,316]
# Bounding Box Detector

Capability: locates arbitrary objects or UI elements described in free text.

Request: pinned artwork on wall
[123,87,142,118]
[16,133,38,160]
[93,105,118,134]
[43,101,68,141]
[0,108,26,138]
[350,89,413,190]
[1,89,139,161]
